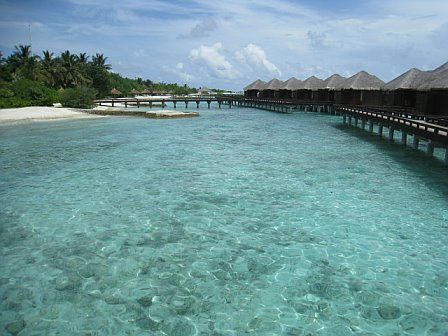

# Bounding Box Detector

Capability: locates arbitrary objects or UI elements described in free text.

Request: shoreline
[0,106,199,125]
[0,106,104,125]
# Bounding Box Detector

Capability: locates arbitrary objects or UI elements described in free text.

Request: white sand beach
[0,106,100,124]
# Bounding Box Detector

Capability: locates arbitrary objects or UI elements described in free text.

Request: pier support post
[388,127,395,141]
[173,101,177,108]
[348,116,352,126]
[229,100,232,108]
[196,101,200,109]
[207,101,211,109]
[355,118,359,127]
[426,140,434,156]
[369,121,374,133]
[401,132,407,145]
[445,148,448,165]
[378,124,383,136]
[342,115,347,124]
[361,119,366,130]
[413,136,419,150]
[162,100,165,108]
[185,101,188,109]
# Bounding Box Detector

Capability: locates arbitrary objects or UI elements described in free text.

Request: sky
[0,0,447,91]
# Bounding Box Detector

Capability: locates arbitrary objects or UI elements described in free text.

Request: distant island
[0,44,232,110]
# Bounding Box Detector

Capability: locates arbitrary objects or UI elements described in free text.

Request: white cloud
[163,64,195,83]
[189,42,239,79]
[177,18,217,39]
[235,44,281,77]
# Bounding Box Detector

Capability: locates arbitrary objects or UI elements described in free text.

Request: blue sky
[0,0,447,91]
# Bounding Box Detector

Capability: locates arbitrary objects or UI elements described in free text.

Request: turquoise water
[1,106,447,335]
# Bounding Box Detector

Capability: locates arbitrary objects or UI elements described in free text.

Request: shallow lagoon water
[1,106,447,335]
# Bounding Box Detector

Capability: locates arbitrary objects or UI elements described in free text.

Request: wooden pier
[337,105,448,164]
[95,96,237,109]
[235,98,334,114]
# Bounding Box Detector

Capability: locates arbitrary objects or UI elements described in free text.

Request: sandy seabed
[0,106,101,124]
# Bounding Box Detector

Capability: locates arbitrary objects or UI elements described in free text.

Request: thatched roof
[299,76,325,90]
[383,68,428,90]
[323,74,346,89]
[336,71,384,90]
[263,78,284,90]
[142,88,153,94]
[280,77,303,90]
[111,88,122,95]
[418,62,448,90]
[130,89,141,94]
[244,79,266,91]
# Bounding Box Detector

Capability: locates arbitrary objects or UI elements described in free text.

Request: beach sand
[0,106,101,124]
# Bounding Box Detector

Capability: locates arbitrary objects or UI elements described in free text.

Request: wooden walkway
[235,98,334,113]
[336,105,448,163]
[95,96,237,109]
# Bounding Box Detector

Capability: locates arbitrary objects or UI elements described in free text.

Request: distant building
[197,87,213,95]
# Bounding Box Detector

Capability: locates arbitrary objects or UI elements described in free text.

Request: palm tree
[77,53,89,64]
[7,44,41,80]
[59,50,88,87]
[7,45,31,73]
[91,53,111,70]
[41,50,62,88]
[12,45,32,63]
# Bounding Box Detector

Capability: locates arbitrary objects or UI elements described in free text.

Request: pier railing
[337,105,448,163]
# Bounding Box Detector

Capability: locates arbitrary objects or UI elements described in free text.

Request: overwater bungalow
[296,76,325,101]
[279,77,302,100]
[334,71,384,106]
[319,74,346,102]
[244,79,266,98]
[260,78,284,99]
[242,61,447,115]
[382,62,448,115]
[417,62,448,115]
[382,68,427,110]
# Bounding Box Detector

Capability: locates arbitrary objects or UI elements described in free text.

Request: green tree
[59,86,97,109]
[91,53,111,71]
[77,53,89,64]
[7,45,41,81]
[0,51,13,82]
[8,45,32,72]
[59,50,88,88]
[41,50,62,88]
[0,79,59,108]
[87,64,111,98]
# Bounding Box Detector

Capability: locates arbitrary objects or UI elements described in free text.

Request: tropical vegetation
[0,45,198,108]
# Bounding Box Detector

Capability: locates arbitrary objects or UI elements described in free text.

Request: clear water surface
[1,106,447,335]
